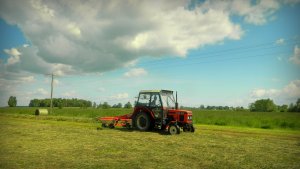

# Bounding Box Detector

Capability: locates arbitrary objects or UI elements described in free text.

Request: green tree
[93,102,97,108]
[124,102,132,109]
[117,103,122,108]
[249,99,277,112]
[278,105,288,112]
[8,96,17,107]
[29,99,40,107]
[296,98,300,112]
[102,102,111,109]
[112,103,122,108]
[288,98,300,112]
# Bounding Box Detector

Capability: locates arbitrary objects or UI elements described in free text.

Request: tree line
[29,98,92,108]
[28,98,133,109]
[97,101,132,109]
[194,105,246,111]
[7,96,300,112]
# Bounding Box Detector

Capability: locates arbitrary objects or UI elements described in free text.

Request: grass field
[1,107,300,130]
[0,113,299,169]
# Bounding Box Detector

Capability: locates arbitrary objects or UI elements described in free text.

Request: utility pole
[50,73,54,114]
[46,73,56,114]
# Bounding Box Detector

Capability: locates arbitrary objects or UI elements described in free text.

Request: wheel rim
[137,115,147,130]
[169,125,177,135]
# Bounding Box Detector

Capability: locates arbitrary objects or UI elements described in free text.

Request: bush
[249,99,277,112]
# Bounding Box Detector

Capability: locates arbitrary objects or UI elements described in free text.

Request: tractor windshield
[160,92,175,109]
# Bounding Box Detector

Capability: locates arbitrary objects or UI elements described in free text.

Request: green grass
[1,107,300,130]
[0,114,299,169]
[191,109,300,130]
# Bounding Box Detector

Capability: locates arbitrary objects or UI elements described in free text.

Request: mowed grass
[1,107,300,130]
[0,114,299,169]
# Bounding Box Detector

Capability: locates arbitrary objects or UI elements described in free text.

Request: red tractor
[98,90,195,135]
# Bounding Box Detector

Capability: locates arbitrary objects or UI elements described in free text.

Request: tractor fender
[132,107,155,120]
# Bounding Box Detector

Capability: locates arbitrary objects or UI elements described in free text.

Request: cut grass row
[1,107,300,130]
[0,115,299,169]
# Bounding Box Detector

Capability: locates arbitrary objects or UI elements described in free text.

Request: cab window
[137,93,151,106]
[150,94,161,107]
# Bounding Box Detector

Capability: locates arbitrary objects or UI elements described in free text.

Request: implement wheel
[135,112,151,131]
[108,123,115,129]
[168,125,180,135]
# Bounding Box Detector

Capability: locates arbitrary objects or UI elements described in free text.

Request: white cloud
[110,93,129,100]
[37,88,48,95]
[200,0,281,25]
[281,80,300,98]
[0,0,245,76]
[44,77,60,86]
[53,79,60,85]
[1,0,295,76]
[30,0,55,18]
[67,23,81,37]
[124,68,147,77]
[289,45,300,65]
[275,38,285,45]
[251,88,280,98]
[4,48,21,65]
[62,90,77,97]
[250,80,300,104]
[20,76,35,83]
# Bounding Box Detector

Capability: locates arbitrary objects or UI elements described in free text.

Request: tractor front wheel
[191,125,195,132]
[168,124,180,135]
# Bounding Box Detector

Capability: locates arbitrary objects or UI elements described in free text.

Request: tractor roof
[139,90,173,94]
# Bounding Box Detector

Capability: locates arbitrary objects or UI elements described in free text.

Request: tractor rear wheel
[135,112,151,131]
[168,124,180,135]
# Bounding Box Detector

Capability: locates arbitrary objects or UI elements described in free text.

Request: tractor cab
[136,90,173,120]
[136,90,175,108]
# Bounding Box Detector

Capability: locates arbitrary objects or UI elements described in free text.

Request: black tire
[108,123,115,129]
[135,112,151,131]
[168,124,180,135]
[191,125,195,132]
[183,125,190,132]
[183,127,187,132]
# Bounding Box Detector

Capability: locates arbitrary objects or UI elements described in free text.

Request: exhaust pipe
[175,91,178,109]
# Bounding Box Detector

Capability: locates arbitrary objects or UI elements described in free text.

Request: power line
[137,38,299,67]
[49,38,298,82]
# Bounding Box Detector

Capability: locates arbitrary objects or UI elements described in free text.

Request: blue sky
[0,0,300,107]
